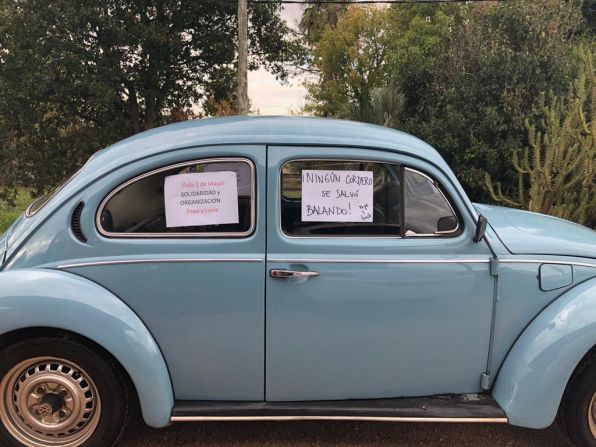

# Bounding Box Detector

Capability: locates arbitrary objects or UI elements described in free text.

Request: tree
[384,3,457,120]
[298,0,352,47]
[486,45,596,228]
[581,0,596,34]
[412,0,585,200]
[304,5,391,118]
[338,84,405,127]
[0,0,302,195]
[302,0,588,203]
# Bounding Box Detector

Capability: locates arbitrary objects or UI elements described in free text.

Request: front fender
[0,269,173,427]
[493,276,596,428]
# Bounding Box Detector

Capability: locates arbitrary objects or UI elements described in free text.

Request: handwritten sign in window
[164,171,239,228]
[301,170,374,222]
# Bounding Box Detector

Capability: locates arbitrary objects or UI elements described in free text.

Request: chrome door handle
[270,269,320,279]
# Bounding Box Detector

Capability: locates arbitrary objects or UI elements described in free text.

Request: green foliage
[384,3,457,118]
[299,1,352,47]
[487,45,596,228]
[0,1,303,195]
[0,189,31,233]
[303,0,588,206]
[414,0,584,201]
[581,0,596,34]
[303,4,456,118]
[304,6,392,117]
[338,84,405,128]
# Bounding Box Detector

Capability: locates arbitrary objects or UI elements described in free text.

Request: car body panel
[14,145,268,401]
[5,146,264,270]
[2,117,478,265]
[0,117,594,430]
[0,269,173,427]
[266,260,494,400]
[539,264,573,291]
[493,276,596,428]
[475,203,596,259]
[66,258,266,400]
[265,146,495,400]
[488,260,596,381]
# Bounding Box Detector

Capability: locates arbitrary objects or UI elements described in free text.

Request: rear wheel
[0,337,129,447]
[561,353,596,447]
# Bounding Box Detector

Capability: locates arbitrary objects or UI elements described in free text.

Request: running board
[171,394,507,423]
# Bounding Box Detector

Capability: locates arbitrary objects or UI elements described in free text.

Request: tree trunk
[237,0,249,114]
[125,83,141,134]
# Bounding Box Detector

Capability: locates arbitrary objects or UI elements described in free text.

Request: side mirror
[473,214,488,243]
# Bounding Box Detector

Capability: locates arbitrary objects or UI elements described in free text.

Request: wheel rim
[589,392,596,439]
[0,357,101,447]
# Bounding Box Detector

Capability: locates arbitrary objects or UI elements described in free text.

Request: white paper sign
[301,170,374,222]
[164,171,239,228]
[204,162,251,196]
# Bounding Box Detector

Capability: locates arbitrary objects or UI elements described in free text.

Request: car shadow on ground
[121,417,573,446]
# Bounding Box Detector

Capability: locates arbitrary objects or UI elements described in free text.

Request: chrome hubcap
[0,357,101,447]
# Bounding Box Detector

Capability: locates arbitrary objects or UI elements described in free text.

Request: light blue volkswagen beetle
[0,116,595,447]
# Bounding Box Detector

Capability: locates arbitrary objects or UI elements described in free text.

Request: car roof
[82,116,450,176]
[5,116,474,258]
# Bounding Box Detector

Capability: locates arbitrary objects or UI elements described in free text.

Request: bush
[0,190,31,233]
[486,44,596,229]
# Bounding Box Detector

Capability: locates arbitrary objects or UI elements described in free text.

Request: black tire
[0,337,130,447]
[561,352,596,447]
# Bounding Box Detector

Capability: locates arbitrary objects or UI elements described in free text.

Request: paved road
[120,419,574,446]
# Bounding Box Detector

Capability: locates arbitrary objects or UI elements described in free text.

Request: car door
[64,146,266,401]
[266,146,495,401]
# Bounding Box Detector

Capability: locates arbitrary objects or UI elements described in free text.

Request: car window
[281,160,402,237]
[404,168,459,236]
[98,158,254,237]
[280,160,459,238]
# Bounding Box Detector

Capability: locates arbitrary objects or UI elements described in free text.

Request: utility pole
[237,0,249,115]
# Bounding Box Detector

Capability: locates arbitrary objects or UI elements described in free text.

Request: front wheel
[561,353,596,447]
[0,337,129,447]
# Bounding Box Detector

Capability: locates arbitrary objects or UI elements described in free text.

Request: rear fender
[0,269,173,427]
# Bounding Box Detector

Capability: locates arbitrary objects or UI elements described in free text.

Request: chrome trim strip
[96,157,256,238]
[268,258,596,268]
[170,415,508,423]
[59,258,596,269]
[58,258,264,269]
[499,259,596,269]
[269,258,490,264]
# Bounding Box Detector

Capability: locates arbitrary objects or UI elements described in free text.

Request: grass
[0,189,32,233]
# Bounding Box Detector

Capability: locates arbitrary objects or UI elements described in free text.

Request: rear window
[98,158,255,237]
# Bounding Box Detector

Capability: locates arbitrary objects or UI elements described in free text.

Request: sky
[248,5,307,115]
